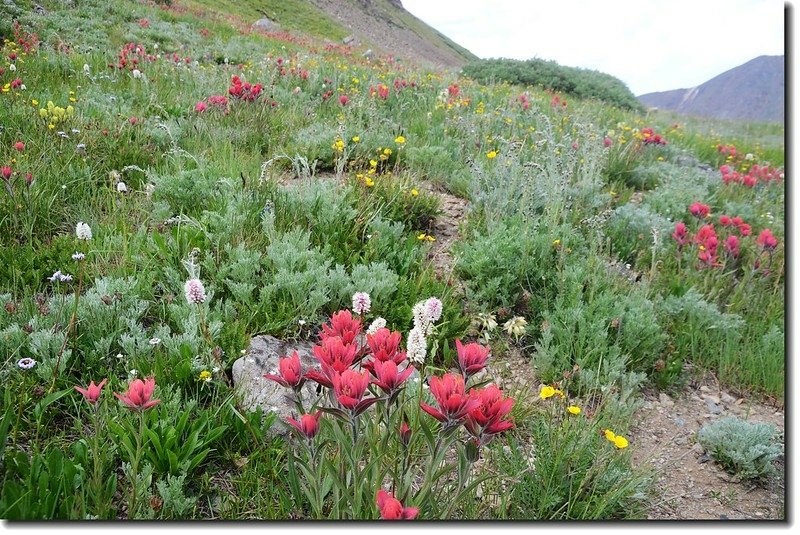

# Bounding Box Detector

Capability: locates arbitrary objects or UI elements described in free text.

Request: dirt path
[421,182,470,280]
[630,373,785,520]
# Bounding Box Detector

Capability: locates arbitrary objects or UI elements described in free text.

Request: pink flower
[456,339,490,378]
[285,412,321,440]
[689,202,710,219]
[13,141,25,152]
[312,336,358,377]
[184,278,206,304]
[399,420,412,447]
[723,235,740,258]
[719,215,732,227]
[351,291,371,315]
[366,328,405,364]
[738,223,752,237]
[195,101,208,112]
[339,94,349,106]
[114,377,161,411]
[420,373,479,425]
[263,351,304,388]
[75,379,108,405]
[603,136,613,147]
[320,310,362,345]
[371,360,414,395]
[756,229,778,250]
[465,385,515,441]
[333,369,378,413]
[1,167,11,181]
[671,222,690,247]
[376,490,419,520]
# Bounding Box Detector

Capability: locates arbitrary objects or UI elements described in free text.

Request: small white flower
[503,316,528,338]
[745,153,754,161]
[149,337,161,345]
[17,357,36,369]
[76,222,92,240]
[184,278,206,304]
[72,252,85,261]
[212,366,220,373]
[9,64,16,72]
[406,326,427,364]
[116,181,128,193]
[83,64,91,75]
[351,291,371,315]
[240,349,247,355]
[128,369,138,377]
[116,353,124,360]
[366,317,387,336]
[132,69,142,79]
[298,319,307,326]
[145,183,155,196]
[19,84,25,91]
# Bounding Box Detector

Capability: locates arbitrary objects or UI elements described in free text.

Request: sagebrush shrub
[697,416,782,480]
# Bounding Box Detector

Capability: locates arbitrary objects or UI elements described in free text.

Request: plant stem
[128,411,144,519]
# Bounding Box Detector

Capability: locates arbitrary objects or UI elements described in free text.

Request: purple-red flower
[263,351,305,388]
[75,379,108,405]
[371,360,414,395]
[455,339,490,378]
[114,377,161,412]
[376,490,419,520]
[723,235,740,258]
[420,373,479,425]
[286,411,322,440]
[399,419,412,447]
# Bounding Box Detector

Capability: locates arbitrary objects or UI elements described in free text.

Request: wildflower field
[0,0,785,521]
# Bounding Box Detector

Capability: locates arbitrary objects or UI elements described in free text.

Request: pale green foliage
[697,416,782,480]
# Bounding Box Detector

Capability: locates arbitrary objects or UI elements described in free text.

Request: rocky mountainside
[638,55,784,124]
[308,0,476,67]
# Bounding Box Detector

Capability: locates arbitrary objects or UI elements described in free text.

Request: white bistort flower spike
[76,221,92,240]
[366,317,387,336]
[184,278,207,304]
[406,326,427,364]
[351,291,371,315]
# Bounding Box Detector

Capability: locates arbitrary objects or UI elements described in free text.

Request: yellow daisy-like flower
[486,150,498,159]
[383,148,392,156]
[365,177,375,187]
[370,159,378,168]
[567,406,581,415]
[614,436,629,449]
[553,388,565,398]
[395,135,406,144]
[198,370,212,382]
[604,429,617,441]
[352,136,360,143]
[552,239,561,247]
[539,385,555,400]
[411,188,419,196]
[31,99,39,106]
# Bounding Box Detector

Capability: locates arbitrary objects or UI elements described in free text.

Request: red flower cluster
[370,83,390,100]
[376,490,418,520]
[717,144,737,158]
[517,93,530,110]
[550,94,568,109]
[672,206,779,272]
[228,75,263,101]
[720,164,783,187]
[111,43,156,71]
[640,127,666,145]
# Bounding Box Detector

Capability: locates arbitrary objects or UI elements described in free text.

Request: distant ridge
[638,55,784,124]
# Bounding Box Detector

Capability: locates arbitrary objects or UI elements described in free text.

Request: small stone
[659,393,675,406]
[674,417,686,427]
[700,385,712,393]
[674,436,688,446]
[720,392,736,404]
[703,394,721,405]
[755,512,764,517]
[705,397,723,414]
[252,18,280,32]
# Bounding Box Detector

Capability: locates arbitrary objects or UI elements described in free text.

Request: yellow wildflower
[198,370,212,382]
[395,135,406,144]
[539,385,555,400]
[369,159,378,168]
[486,150,498,159]
[365,177,375,187]
[383,148,392,156]
[567,406,581,415]
[352,135,360,143]
[604,429,617,441]
[411,188,419,197]
[614,436,629,449]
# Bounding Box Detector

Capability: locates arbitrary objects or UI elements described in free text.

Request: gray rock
[705,397,723,415]
[674,417,686,427]
[342,35,356,45]
[252,18,280,32]
[720,392,736,404]
[232,335,320,436]
[33,3,47,14]
[703,394,721,405]
[362,49,374,59]
[659,392,675,407]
